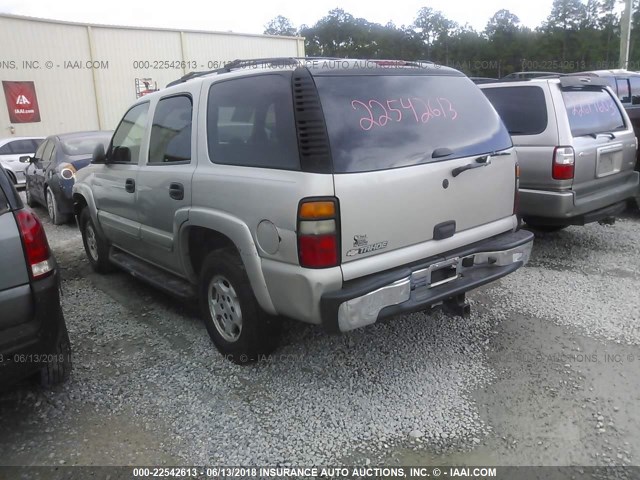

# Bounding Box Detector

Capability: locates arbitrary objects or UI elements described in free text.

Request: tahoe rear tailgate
[559,85,637,196]
[314,74,517,276]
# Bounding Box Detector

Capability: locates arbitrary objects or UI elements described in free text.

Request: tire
[25,184,36,207]
[80,208,113,273]
[46,186,70,225]
[40,320,72,387]
[199,248,281,364]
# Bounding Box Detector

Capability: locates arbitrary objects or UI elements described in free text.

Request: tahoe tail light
[514,163,520,215]
[15,208,54,279]
[552,146,575,180]
[297,198,340,268]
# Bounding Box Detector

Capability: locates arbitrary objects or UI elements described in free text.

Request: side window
[616,78,630,104]
[629,77,640,105]
[40,141,55,167]
[110,103,150,164]
[33,140,48,161]
[207,74,300,170]
[482,86,548,136]
[148,95,192,164]
[10,139,37,155]
[0,143,11,155]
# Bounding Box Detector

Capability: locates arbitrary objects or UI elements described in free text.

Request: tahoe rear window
[562,88,625,137]
[314,75,512,173]
[482,86,548,136]
[207,74,300,170]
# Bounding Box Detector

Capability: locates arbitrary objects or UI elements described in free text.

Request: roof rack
[165,57,434,87]
[166,57,344,87]
[487,74,564,83]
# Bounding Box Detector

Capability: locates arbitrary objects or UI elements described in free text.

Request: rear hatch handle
[451,151,511,178]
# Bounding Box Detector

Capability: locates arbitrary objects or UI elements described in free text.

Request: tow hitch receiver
[443,294,471,317]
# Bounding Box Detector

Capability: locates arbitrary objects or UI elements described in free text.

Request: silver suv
[73,58,534,363]
[481,77,640,230]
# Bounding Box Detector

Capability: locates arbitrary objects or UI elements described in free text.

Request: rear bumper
[0,270,66,385]
[519,171,639,223]
[320,229,534,333]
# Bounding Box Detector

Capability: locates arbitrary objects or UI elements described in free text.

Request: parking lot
[0,195,638,467]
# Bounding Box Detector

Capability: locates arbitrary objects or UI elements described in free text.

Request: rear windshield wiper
[451,151,510,178]
[432,147,454,159]
[583,132,616,139]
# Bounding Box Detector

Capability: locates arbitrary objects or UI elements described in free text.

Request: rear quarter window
[561,88,626,137]
[206,74,300,170]
[314,75,512,173]
[482,86,548,135]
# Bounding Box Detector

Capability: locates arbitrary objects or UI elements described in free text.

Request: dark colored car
[22,131,112,224]
[0,164,71,388]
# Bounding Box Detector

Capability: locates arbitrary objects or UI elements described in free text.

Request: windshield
[314,75,512,173]
[61,134,112,156]
[561,88,626,137]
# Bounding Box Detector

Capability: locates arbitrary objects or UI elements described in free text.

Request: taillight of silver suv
[297,198,340,268]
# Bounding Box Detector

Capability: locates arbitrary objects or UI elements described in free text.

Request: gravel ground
[1,196,639,467]
[491,219,640,345]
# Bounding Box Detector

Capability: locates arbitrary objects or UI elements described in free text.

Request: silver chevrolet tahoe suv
[481,76,640,230]
[73,58,534,363]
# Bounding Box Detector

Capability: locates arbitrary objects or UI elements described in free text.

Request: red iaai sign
[2,81,41,123]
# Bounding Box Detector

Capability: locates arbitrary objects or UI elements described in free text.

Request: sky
[0,0,556,35]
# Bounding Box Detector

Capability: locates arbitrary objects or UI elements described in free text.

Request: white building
[0,14,305,137]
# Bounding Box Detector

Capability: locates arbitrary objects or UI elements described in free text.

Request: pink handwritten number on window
[369,100,391,126]
[351,100,377,131]
[439,98,457,120]
[570,100,618,117]
[352,97,457,131]
[386,100,402,122]
[399,98,419,122]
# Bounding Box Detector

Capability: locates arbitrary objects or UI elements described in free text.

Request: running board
[109,249,196,300]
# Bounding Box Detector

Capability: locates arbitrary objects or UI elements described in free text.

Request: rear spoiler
[559,76,610,89]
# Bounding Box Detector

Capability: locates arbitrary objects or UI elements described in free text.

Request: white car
[0,137,45,187]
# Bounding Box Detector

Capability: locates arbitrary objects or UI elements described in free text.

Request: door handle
[169,182,184,200]
[125,178,135,193]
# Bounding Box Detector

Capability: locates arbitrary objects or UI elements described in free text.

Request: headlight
[59,163,77,180]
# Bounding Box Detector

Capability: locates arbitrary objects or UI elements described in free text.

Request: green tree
[413,7,452,58]
[543,0,588,61]
[485,10,522,75]
[264,15,297,36]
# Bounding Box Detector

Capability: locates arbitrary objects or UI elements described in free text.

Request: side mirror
[92,143,107,164]
[632,96,640,106]
[19,156,32,163]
